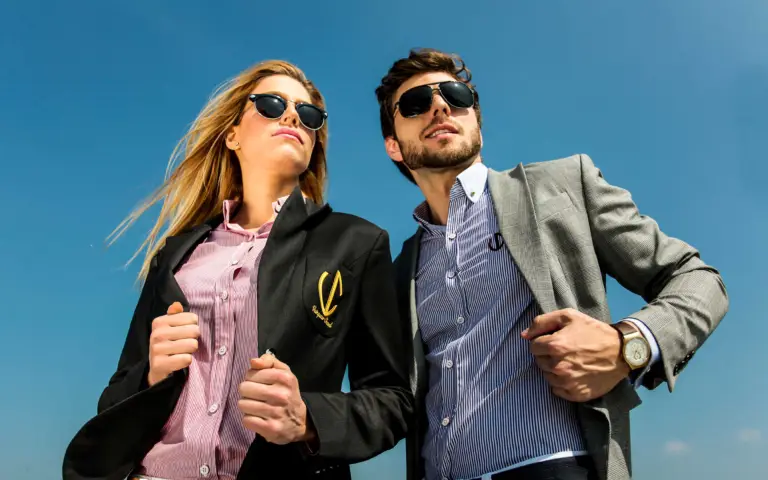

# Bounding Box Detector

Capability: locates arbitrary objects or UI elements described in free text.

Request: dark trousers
[468,455,598,480]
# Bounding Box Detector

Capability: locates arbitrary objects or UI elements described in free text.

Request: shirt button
[199,464,210,476]
[447,232,456,240]
[220,291,228,300]
[447,270,457,279]
[441,416,450,426]
[457,316,465,324]
[230,258,238,265]
[208,403,219,414]
[445,360,454,368]
[218,346,227,356]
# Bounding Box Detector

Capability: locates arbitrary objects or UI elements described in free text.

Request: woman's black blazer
[62,187,414,480]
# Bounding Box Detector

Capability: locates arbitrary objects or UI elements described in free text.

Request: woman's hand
[238,354,316,445]
[147,302,200,387]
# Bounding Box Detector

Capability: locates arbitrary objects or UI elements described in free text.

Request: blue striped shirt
[414,163,586,480]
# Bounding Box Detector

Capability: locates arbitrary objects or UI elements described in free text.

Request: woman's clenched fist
[147,301,200,387]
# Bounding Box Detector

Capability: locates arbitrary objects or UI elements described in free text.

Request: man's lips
[274,128,303,144]
[424,122,459,139]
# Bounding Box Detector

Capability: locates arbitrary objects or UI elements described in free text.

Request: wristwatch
[613,322,651,370]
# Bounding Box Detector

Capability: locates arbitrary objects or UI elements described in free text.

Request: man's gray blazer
[394,153,729,480]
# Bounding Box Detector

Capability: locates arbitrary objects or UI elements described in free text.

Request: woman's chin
[276,157,311,180]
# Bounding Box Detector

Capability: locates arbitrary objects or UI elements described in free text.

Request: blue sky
[1,1,766,478]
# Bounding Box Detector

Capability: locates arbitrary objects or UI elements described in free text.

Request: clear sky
[1,1,766,479]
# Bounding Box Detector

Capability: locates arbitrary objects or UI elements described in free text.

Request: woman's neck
[232,172,299,230]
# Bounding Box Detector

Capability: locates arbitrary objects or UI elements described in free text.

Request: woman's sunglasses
[394,81,475,118]
[238,93,328,131]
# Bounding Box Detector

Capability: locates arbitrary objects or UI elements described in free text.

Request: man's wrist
[613,325,633,376]
[614,320,653,372]
[621,318,661,365]
[617,320,640,337]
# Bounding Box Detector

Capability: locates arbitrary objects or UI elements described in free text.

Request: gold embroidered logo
[312,270,343,328]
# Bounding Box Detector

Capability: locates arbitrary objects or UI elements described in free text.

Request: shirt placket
[205,236,254,477]
[438,187,469,480]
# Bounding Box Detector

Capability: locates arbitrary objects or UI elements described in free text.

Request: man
[374,48,728,480]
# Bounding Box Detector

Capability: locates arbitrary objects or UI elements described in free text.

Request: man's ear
[385,136,403,163]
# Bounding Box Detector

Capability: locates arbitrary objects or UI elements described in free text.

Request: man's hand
[148,302,200,387]
[238,354,316,446]
[521,308,630,402]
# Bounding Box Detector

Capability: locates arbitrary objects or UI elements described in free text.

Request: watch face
[625,338,650,367]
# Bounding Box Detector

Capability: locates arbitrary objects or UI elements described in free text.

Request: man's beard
[398,126,482,173]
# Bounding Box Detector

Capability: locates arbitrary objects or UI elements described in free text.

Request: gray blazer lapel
[488,167,557,314]
[400,230,428,398]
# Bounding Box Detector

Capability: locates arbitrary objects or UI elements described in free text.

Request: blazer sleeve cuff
[129,360,151,393]
[97,360,150,413]
[298,392,344,459]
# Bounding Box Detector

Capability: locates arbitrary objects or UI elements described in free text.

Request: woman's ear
[226,128,240,151]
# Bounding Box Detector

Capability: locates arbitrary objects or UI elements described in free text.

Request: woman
[62,60,413,480]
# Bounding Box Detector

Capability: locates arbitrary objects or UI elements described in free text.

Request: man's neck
[414,156,482,226]
[233,171,299,230]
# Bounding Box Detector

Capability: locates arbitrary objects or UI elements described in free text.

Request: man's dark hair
[375,48,482,184]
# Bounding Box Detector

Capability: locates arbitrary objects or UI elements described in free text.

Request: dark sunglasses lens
[398,85,434,117]
[296,104,325,130]
[253,95,286,119]
[440,82,474,108]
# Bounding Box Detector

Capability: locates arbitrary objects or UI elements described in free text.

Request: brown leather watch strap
[614,321,638,337]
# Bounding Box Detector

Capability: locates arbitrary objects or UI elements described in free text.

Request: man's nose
[429,90,451,117]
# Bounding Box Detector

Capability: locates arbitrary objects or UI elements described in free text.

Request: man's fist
[147,302,200,387]
[521,308,629,402]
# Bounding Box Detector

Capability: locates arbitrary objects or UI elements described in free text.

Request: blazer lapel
[487,167,556,314]
[256,187,331,356]
[153,188,329,359]
[155,220,218,311]
[399,230,427,398]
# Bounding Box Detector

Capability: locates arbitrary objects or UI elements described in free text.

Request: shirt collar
[412,162,488,233]
[220,194,296,233]
[456,162,488,204]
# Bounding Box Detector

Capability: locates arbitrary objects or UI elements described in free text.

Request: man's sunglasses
[394,81,475,118]
[237,93,328,131]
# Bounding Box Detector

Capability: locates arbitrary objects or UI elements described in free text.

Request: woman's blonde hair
[109,60,328,282]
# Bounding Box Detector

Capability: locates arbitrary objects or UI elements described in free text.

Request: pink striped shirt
[138,197,288,480]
